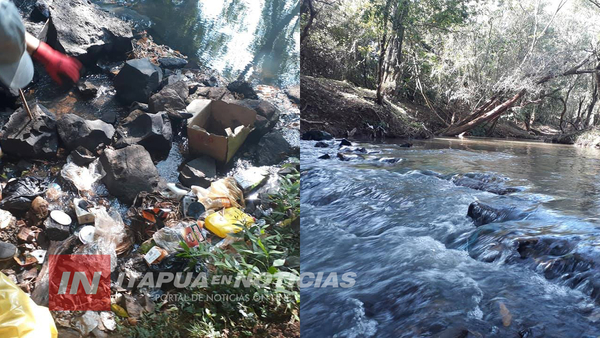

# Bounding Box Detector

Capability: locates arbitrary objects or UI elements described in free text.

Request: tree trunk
[376,33,388,105]
[584,84,598,128]
[442,89,527,136]
[300,0,316,45]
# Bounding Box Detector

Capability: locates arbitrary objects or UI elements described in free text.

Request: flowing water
[94,0,299,87]
[301,138,600,337]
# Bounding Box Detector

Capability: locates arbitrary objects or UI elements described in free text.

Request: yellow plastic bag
[205,207,255,238]
[0,272,57,338]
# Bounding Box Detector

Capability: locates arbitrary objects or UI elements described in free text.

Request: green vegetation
[118,168,300,338]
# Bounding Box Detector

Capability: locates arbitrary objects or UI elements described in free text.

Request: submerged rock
[467,201,524,226]
[57,114,115,152]
[318,154,331,160]
[314,141,329,148]
[451,173,519,195]
[337,153,363,161]
[114,112,173,160]
[100,145,162,204]
[48,0,133,60]
[339,138,352,147]
[302,130,333,141]
[114,58,163,104]
[0,104,58,159]
[227,80,258,99]
[178,156,217,188]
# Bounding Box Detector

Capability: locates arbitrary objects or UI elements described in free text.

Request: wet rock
[44,218,70,241]
[314,141,329,148]
[302,130,333,141]
[337,153,363,161]
[101,110,117,124]
[114,58,163,104]
[148,81,189,114]
[57,114,115,152]
[76,81,98,99]
[227,80,258,99]
[467,201,524,226]
[378,157,401,164]
[71,146,96,166]
[114,112,173,160]
[339,138,352,147]
[255,129,299,166]
[178,156,217,188]
[400,143,413,148]
[100,145,162,204]
[237,100,280,141]
[285,85,300,104]
[451,173,519,195]
[48,0,133,60]
[0,104,58,159]
[340,146,367,153]
[318,154,331,160]
[194,86,235,101]
[130,101,149,112]
[158,57,188,69]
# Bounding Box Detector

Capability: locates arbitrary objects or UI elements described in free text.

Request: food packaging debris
[182,222,207,248]
[164,183,188,200]
[144,246,168,265]
[74,198,95,224]
[191,177,244,211]
[153,224,185,253]
[45,183,62,202]
[79,226,96,244]
[204,207,255,238]
[186,99,257,163]
[31,249,46,264]
[14,252,38,267]
[50,210,72,225]
[141,207,171,224]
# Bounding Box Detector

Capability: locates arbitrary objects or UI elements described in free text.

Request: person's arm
[25,32,82,85]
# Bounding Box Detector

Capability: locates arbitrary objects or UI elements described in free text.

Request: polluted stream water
[301,137,600,337]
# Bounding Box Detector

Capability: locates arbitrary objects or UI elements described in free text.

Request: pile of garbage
[0,0,300,336]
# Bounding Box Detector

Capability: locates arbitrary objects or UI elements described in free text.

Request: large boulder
[114,112,172,160]
[0,104,58,159]
[100,145,161,204]
[57,114,115,152]
[237,100,280,141]
[47,0,133,60]
[114,58,163,104]
[178,156,217,188]
[255,129,299,166]
[227,80,258,99]
[467,201,525,226]
[148,82,189,113]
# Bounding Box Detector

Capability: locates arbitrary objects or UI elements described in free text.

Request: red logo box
[48,255,111,311]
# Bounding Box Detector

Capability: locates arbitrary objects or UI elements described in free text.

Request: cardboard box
[186,99,257,163]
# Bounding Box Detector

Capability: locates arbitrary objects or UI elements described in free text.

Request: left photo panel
[0,0,300,337]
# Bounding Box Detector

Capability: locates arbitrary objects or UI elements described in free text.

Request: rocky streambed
[0,0,300,336]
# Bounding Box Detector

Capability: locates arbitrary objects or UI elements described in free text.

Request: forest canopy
[301,0,600,137]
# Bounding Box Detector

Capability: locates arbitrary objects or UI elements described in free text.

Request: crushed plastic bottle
[204,207,255,238]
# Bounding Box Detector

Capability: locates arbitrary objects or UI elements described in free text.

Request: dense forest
[301,0,600,143]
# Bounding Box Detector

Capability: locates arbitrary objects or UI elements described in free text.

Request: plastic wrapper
[152,224,184,254]
[191,177,244,211]
[204,207,254,238]
[80,207,126,271]
[0,272,57,338]
[60,157,105,192]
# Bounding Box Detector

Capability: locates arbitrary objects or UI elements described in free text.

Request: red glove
[32,42,82,85]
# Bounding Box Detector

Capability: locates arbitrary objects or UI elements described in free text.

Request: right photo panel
[300,0,600,337]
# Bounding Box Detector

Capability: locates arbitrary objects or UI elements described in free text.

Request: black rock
[100,145,162,204]
[451,173,519,195]
[114,112,172,160]
[148,81,189,113]
[237,100,280,141]
[129,102,149,112]
[255,130,299,166]
[378,157,401,164]
[44,218,70,241]
[318,154,331,160]
[114,58,163,104]
[101,110,117,124]
[0,104,58,159]
[339,139,352,147]
[57,114,115,152]
[301,130,333,141]
[337,153,362,161]
[314,142,329,148]
[158,57,188,70]
[71,146,96,166]
[178,156,217,188]
[400,143,413,148]
[47,0,133,60]
[467,201,524,226]
[227,80,258,99]
[76,81,98,99]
